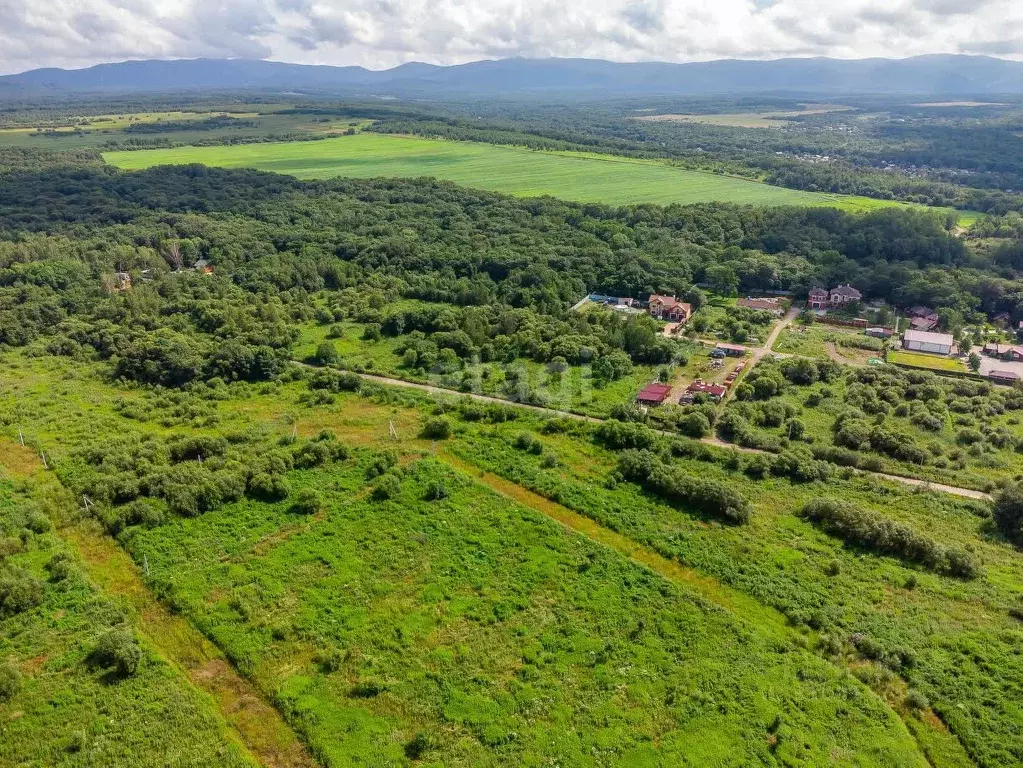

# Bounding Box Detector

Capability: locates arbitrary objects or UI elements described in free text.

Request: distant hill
[3,54,1022,98]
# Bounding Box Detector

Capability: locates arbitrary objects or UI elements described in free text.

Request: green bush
[800,499,979,579]
[314,341,340,366]
[0,567,44,617]
[0,661,21,702]
[373,473,401,500]
[421,417,452,440]
[247,472,290,501]
[618,450,752,524]
[90,626,142,677]
[290,488,324,515]
[993,483,1023,547]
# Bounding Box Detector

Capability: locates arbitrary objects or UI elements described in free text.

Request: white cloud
[1,0,1021,75]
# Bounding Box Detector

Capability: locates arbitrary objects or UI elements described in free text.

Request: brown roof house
[647,295,693,323]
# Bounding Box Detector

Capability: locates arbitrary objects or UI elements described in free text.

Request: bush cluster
[800,498,979,579]
[617,450,752,524]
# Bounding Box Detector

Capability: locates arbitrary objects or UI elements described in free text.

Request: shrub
[91,627,142,677]
[293,439,349,468]
[373,474,401,500]
[247,472,290,501]
[618,450,752,524]
[679,412,711,438]
[800,499,979,578]
[405,733,434,760]
[993,483,1023,546]
[421,417,452,440]
[314,341,340,366]
[290,488,324,515]
[906,689,930,710]
[309,369,362,393]
[595,420,658,450]
[46,552,77,583]
[0,568,44,617]
[425,480,449,501]
[0,662,20,702]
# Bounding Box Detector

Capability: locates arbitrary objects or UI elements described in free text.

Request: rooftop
[903,329,954,346]
[636,382,673,402]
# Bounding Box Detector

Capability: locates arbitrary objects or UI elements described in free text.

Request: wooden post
[389,420,398,441]
[18,428,24,446]
[143,554,150,577]
[40,452,48,469]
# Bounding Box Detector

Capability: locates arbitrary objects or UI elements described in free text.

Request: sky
[1,0,1022,75]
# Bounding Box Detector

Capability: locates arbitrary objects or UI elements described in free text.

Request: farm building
[989,370,1020,385]
[192,259,214,275]
[902,329,954,356]
[909,316,938,332]
[865,327,893,339]
[737,297,784,315]
[993,312,1012,326]
[635,382,673,406]
[647,295,693,323]
[907,306,934,318]
[715,343,748,358]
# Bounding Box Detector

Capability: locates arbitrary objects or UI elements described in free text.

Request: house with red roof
[647,295,693,323]
[635,382,673,406]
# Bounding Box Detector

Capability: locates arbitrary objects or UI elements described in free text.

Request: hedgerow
[800,498,979,579]
[617,450,752,524]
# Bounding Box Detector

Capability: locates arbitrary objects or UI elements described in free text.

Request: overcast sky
[2,0,1022,75]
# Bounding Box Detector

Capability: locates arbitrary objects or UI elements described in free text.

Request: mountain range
[2,55,1022,99]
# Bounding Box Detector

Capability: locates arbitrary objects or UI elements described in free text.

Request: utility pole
[388,420,398,441]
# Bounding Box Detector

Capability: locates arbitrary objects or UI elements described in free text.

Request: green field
[104,133,903,211]
[887,350,968,373]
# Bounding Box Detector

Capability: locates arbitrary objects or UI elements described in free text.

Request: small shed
[636,382,673,406]
[715,343,748,358]
[989,370,1020,385]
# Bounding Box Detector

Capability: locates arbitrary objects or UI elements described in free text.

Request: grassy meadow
[3,345,1023,766]
[0,468,257,767]
[103,133,906,211]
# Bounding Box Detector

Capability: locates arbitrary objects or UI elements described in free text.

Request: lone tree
[968,352,981,373]
[993,482,1023,547]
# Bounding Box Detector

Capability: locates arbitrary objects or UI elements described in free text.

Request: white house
[902,329,954,356]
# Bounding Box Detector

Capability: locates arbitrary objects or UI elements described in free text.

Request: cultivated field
[104,134,900,211]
